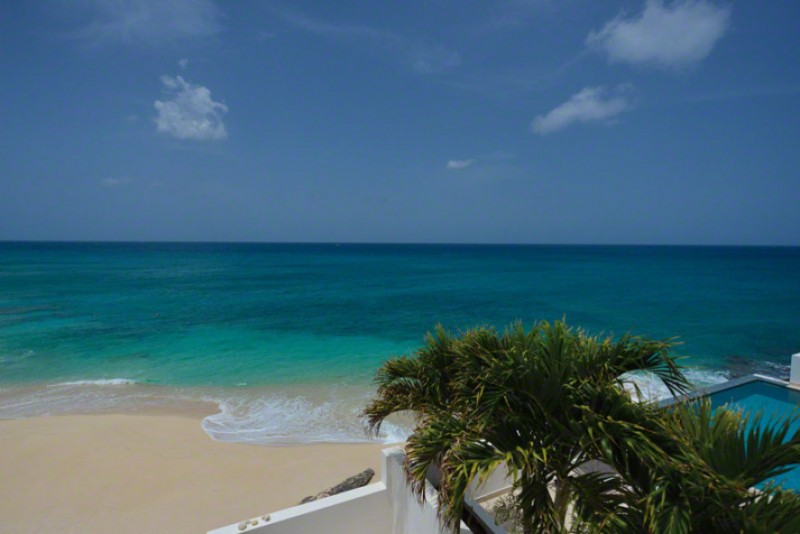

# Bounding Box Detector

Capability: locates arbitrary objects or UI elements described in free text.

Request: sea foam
[201,391,409,445]
[623,367,730,402]
[49,378,139,387]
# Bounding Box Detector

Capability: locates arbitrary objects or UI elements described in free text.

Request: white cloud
[446,159,475,170]
[178,57,189,70]
[71,0,220,47]
[587,0,730,69]
[531,85,636,135]
[153,75,228,141]
[101,177,132,187]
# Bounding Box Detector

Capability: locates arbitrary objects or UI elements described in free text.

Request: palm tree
[579,400,800,533]
[363,320,690,533]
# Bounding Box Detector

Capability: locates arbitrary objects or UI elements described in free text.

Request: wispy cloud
[587,0,730,69]
[276,9,382,39]
[178,57,189,70]
[274,8,460,74]
[446,159,475,170]
[68,0,220,47]
[479,0,553,33]
[408,44,461,75]
[532,85,636,135]
[154,75,228,141]
[101,177,132,187]
[435,47,592,100]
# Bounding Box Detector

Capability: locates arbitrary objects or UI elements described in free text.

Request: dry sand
[0,411,391,533]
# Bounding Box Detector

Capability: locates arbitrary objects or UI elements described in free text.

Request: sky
[1,1,799,245]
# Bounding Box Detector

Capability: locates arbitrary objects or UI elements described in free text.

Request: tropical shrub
[363,320,800,533]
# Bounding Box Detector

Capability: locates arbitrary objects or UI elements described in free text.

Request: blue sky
[1,1,799,245]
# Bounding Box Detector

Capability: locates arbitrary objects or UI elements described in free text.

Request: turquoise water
[707,381,800,491]
[1,242,799,442]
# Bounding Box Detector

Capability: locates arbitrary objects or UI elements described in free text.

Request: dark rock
[300,468,375,504]
[723,355,789,380]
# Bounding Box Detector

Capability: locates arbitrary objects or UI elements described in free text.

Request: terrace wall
[208,447,472,534]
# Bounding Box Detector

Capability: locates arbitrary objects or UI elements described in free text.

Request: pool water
[706,380,800,491]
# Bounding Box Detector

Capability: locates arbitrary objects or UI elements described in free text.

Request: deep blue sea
[1,242,799,443]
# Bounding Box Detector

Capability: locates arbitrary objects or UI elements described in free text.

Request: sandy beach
[0,411,390,534]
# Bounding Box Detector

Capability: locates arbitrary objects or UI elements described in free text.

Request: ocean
[1,242,799,443]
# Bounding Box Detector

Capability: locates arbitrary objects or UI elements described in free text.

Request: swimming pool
[679,377,800,491]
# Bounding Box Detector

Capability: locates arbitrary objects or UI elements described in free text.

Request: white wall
[208,483,391,534]
[383,447,472,534]
[466,463,513,501]
[791,353,800,385]
[209,447,472,534]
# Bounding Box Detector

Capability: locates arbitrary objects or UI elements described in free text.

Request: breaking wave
[623,367,730,402]
[50,378,139,387]
[201,395,408,445]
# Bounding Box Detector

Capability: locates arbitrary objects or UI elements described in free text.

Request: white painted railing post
[790,353,800,385]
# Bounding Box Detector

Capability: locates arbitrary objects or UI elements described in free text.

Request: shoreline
[0,410,394,533]
[0,381,411,445]
[0,366,733,443]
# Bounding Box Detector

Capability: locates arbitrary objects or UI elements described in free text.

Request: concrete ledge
[208,483,390,534]
[209,446,472,534]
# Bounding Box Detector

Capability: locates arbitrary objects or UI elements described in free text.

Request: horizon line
[1,239,798,248]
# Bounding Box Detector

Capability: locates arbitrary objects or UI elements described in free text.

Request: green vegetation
[363,320,800,533]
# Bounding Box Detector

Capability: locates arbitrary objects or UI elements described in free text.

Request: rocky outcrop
[299,468,375,504]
